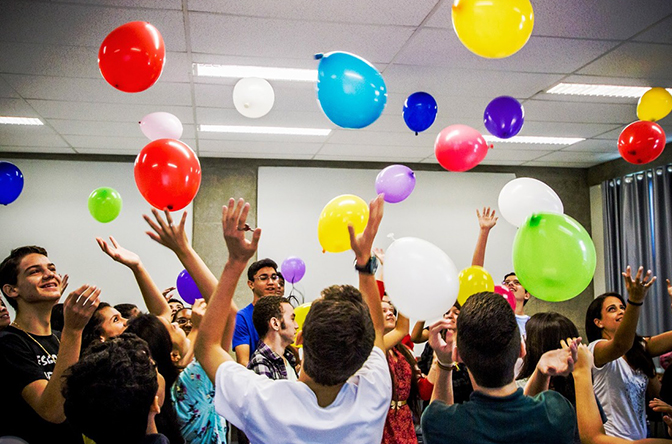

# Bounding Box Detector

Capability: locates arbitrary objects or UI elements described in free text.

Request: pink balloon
[494,285,516,311]
[434,124,489,172]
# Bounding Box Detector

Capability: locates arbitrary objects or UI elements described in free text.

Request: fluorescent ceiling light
[199,125,331,136]
[483,135,585,146]
[0,116,43,125]
[194,64,317,82]
[547,83,672,98]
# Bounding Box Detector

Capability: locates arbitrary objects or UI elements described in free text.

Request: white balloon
[384,237,459,320]
[233,78,275,118]
[139,112,183,141]
[498,177,564,227]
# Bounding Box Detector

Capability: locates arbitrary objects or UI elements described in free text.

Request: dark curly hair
[63,333,158,444]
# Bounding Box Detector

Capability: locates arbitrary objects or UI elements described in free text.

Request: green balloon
[88,187,122,223]
[512,212,596,302]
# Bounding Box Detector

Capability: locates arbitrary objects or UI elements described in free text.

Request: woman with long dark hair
[585,266,672,440]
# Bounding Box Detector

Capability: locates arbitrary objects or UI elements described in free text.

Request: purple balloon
[375,165,416,203]
[281,257,306,284]
[176,269,201,305]
[483,96,524,139]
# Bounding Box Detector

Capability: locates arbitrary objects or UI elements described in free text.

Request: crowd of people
[2,197,672,444]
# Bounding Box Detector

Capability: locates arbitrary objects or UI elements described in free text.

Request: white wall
[0,158,193,317]
[257,167,518,305]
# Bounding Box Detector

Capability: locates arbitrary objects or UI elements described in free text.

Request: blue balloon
[403,92,438,134]
[315,52,387,129]
[0,161,24,205]
[176,269,202,306]
[483,96,525,139]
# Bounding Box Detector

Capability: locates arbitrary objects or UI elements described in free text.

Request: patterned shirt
[247,341,298,380]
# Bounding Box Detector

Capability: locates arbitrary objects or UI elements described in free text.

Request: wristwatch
[355,256,378,275]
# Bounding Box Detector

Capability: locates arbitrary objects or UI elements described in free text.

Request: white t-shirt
[214,346,392,444]
[515,314,530,339]
[588,339,649,440]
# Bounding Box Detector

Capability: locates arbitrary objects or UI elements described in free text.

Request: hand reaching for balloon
[222,198,261,264]
[572,344,594,376]
[59,274,69,296]
[428,318,456,365]
[162,286,176,301]
[348,195,384,266]
[144,209,191,257]
[622,266,656,305]
[476,207,498,231]
[96,236,142,269]
[373,248,385,265]
[191,299,207,330]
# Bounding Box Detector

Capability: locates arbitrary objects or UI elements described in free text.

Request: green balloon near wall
[88,187,122,223]
[512,212,596,302]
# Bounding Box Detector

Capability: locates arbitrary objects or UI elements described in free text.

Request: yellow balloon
[317,194,369,253]
[452,0,535,59]
[457,265,495,305]
[637,87,672,122]
[292,302,312,348]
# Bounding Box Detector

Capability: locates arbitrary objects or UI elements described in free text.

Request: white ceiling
[1,0,671,167]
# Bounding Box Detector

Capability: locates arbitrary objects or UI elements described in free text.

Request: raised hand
[536,337,581,377]
[59,274,69,295]
[428,318,456,365]
[162,286,176,301]
[96,236,141,268]
[144,209,191,255]
[222,198,261,263]
[63,284,101,331]
[373,247,385,265]
[348,195,384,264]
[573,344,594,374]
[476,207,498,231]
[622,265,656,304]
[191,299,207,330]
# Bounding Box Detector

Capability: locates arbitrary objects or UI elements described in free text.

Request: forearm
[611,304,641,351]
[523,367,550,396]
[574,368,610,444]
[471,228,491,267]
[195,259,244,381]
[384,314,410,351]
[174,245,218,303]
[430,367,453,404]
[410,321,428,343]
[646,331,672,357]
[131,262,171,319]
[359,269,385,349]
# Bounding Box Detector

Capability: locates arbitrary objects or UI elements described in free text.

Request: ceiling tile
[562,139,618,153]
[188,12,415,64]
[27,100,195,124]
[633,15,672,44]
[522,100,635,124]
[0,145,75,154]
[317,143,432,159]
[481,148,553,162]
[0,76,20,98]
[47,119,196,139]
[0,128,69,147]
[314,154,425,162]
[577,42,672,81]
[188,0,439,26]
[532,151,621,163]
[0,98,40,116]
[196,107,331,128]
[193,82,321,112]
[198,139,322,155]
[395,31,619,74]
[196,131,329,144]
[517,121,622,138]
[524,160,601,168]
[326,129,435,147]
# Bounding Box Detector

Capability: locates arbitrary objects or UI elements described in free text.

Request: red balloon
[134,139,201,211]
[98,21,165,93]
[434,124,489,172]
[618,121,666,165]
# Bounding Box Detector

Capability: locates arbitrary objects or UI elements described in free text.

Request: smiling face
[443,305,460,331]
[4,253,62,309]
[381,295,396,333]
[595,296,626,338]
[157,315,189,357]
[174,308,192,336]
[248,266,280,300]
[97,306,128,340]
[0,298,10,330]
[503,274,530,309]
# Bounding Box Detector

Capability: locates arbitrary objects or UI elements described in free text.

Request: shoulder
[421,401,461,434]
[347,347,392,393]
[0,328,31,351]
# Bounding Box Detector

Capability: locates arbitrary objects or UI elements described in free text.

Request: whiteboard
[257,167,517,306]
[0,158,193,317]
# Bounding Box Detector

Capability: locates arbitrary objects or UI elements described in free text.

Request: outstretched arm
[195,198,261,383]
[410,321,429,343]
[144,209,218,302]
[645,279,672,357]
[593,266,655,367]
[348,195,385,351]
[96,236,171,321]
[471,207,498,267]
[383,313,410,352]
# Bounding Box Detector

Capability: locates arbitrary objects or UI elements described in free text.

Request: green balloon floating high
[512,212,596,302]
[88,187,122,223]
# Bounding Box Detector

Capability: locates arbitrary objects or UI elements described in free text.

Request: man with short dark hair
[0,246,100,443]
[195,196,390,443]
[248,295,299,380]
[502,272,532,337]
[421,292,576,444]
[232,257,279,366]
[63,333,168,444]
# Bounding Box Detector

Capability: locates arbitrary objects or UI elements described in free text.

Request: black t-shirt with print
[0,326,83,443]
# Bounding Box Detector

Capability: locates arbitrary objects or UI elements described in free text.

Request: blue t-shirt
[232,303,259,355]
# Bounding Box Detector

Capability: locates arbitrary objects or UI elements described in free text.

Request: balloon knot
[415,132,418,136]
[322,249,326,254]
[528,214,541,227]
[314,53,324,60]
[489,144,494,149]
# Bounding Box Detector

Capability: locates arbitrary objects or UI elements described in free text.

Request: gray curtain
[603,165,672,336]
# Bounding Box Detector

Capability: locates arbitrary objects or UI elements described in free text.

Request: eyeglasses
[502,279,521,287]
[254,273,280,282]
[176,318,192,325]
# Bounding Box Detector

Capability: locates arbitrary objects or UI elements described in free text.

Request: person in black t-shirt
[0,245,100,443]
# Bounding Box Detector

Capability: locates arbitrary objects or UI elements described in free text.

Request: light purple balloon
[176,269,202,305]
[375,165,416,203]
[281,257,306,284]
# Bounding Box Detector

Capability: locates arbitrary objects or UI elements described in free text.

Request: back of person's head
[457,292,520,388]
[585,292,655,377]
[0,245,48,310]
[115,303,139,319]
[81,302,111,353]
[51,303,64,332]
[519,312,579,380]
[302,284,374,386]
[126,313,178,388]
[63,333,158,444]
[253,295,285,338]
[247,258,278,281]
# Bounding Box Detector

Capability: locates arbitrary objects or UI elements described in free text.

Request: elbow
[37,406,66,424]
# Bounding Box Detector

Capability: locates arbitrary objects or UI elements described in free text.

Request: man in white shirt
[195,196,391,444]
